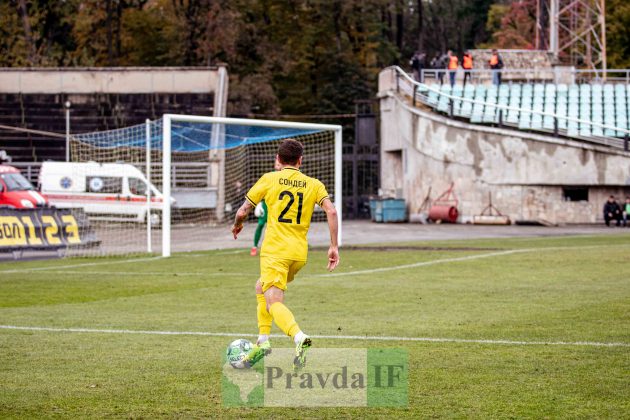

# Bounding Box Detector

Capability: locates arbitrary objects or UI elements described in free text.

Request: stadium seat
[463,84,475,99]
[483,86,498,123]
[531,112,543,130]
[437,85,452,113]
[460,98,473,117]
[483,105,497,123]
[519,111,531,130]
[427,84,440,106]
[420,80,629,141]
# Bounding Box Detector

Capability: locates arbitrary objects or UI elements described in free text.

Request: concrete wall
[378,71,630,224]
[0,67,223,94]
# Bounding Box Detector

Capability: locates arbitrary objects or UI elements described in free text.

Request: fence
[418,68,630,85]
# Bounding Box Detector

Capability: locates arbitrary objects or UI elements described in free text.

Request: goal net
[59,115,341,257]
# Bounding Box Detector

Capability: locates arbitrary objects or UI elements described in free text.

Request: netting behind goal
[62,116,339,257]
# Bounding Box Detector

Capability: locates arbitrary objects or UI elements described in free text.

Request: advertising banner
[0,208,99,250]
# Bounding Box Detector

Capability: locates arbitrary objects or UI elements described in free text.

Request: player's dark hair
[277,139,303,165]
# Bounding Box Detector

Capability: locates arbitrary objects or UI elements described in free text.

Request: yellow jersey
[245,167,329,261]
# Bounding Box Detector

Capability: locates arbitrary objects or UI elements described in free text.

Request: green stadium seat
[519,112,531,130]
[604,116,617,136]
[475,85,486,99]
[463,85,475,98]
[460,99,473,117]
[427,84,440,106]
[556,102,568,130]
[531,112,543,129]
[483,105,497,123]
[437,85,452,112]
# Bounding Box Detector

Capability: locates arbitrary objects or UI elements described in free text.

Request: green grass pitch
[1,234,629,418]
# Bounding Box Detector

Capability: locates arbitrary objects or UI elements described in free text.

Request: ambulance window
[87,176,122,194]
[128,178,147,196]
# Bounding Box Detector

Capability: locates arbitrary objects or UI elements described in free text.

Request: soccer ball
[226,339,253,369]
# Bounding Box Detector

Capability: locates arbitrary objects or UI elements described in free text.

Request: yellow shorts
[260,256,306,292]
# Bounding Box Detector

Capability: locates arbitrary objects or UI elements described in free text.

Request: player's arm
[232,200,254,239]
[320,198,339,271]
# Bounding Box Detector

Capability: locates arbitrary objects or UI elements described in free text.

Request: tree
[482,0,537,49]
[606,0,630,68]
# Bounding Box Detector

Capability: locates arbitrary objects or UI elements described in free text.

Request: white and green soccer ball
[226,339,253,369]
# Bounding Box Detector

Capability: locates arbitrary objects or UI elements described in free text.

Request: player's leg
[243,279,272,367]
[255,279,272,344]
[264,260,311,370]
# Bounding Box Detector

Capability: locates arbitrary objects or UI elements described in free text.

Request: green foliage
[482,0,536,49]
[1,1,628,115]
[606,0,630,68]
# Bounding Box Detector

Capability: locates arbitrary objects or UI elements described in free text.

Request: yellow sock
[256,294,272,336]
[269,302,301,338]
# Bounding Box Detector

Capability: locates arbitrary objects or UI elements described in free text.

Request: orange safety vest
[463,55,473,69]
[448,56,458,70]
[489,54,499,66]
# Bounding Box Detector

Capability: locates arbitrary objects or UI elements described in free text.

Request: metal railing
[419,68,556,85]
[573,69,630,84]
[392,66,630,151]
[418,68,630,85]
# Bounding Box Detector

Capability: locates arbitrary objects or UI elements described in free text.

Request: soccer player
[231,138,339,370]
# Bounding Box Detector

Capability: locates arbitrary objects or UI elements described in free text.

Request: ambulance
[0,165,49,208]
[39,162,171,223]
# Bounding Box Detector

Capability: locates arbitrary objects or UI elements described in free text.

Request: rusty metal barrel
[428,205,458,223]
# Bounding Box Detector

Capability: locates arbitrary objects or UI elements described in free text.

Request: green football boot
[293,336,312,372]
[243,340,271,368]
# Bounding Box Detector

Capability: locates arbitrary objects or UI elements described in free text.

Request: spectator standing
[489,49,504,85]
[410,51,426,82]
[431,54,443,85]
[623,196,630,227]
[447,50,458,87]
[603,195,622,227]
[462,51,473,86]
[438,52,449,85]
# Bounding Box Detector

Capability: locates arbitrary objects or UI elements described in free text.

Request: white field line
[0,270,253,277]
[178,249,248,257]
[316,244,630,278]
[0,256,163,274]
[316,249,519,277]
[0,325,627,348]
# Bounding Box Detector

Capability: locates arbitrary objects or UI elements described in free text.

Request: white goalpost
[161,115,343,257]
[64,115,342,258]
